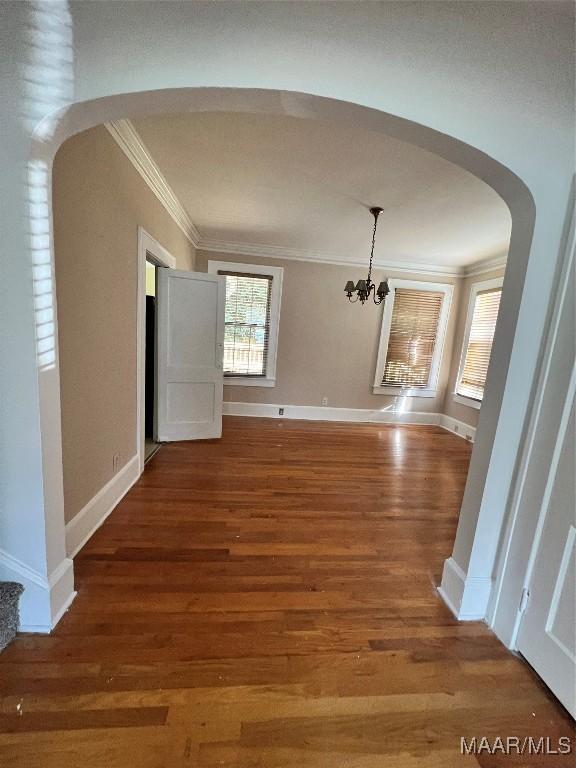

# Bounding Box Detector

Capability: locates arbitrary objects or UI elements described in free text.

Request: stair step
[0,582,24,652]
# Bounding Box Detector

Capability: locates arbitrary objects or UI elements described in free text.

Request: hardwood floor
[0,417,572,766]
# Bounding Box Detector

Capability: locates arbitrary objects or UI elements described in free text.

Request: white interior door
[156,268,225,441]
[517,383,576,717]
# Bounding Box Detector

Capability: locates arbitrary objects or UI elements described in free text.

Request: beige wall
[53,120,504,525]
[53,125,195,523]
[196,250,462,414]
[442,267,507,428]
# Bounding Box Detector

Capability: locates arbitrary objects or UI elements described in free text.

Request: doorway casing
[137,227,176,474]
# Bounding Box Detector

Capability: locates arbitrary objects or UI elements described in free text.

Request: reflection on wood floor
[0,417,573,766]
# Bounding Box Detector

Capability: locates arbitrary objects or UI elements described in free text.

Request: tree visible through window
[219,271,273,377]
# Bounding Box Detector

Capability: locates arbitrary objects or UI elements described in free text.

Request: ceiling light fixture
[345,207,390,305]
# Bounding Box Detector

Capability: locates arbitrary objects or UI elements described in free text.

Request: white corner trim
[0,551,76,633]
[439,556,492,620]
[50,587,76,630]
[139,226,177,269]
[48,557,76,630]
[65,454,140,558]
[463,252,508,277]
[439,414,476,442]
[105,120,200,246]
[224,401,442,425]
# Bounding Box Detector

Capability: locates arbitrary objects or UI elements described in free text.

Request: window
[373,279,453,397]
[207,260,283,386]
[455,277,502,407]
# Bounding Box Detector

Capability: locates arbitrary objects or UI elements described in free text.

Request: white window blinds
[382,288,445,388]
[457,288,501,401]
[219,271,273,377]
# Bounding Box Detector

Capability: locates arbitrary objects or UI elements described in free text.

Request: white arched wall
[1,1,573,637]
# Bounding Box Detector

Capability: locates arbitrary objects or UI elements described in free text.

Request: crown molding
[105,119,200,247]
[104,119,507,279]
[463,252,508,277]
[197,237,467,278]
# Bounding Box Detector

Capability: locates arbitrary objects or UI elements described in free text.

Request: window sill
[224,377,276,388]
[372,386,437,398]
[453,393,482,410]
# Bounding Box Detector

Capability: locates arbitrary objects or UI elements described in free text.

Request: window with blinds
[218,270,273,377]
[457,288,502,401]
[381,288,445,388]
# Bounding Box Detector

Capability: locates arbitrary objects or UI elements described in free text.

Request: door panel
[157,269,225,441]
[517,387,576,716]
[166,381,217,423]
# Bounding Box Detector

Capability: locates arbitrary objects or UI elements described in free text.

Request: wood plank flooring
[0,417,573,766]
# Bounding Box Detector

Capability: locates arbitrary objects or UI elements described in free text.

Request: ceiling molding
[105,119,200,247]
[463,252,508,277]
[198,238,490,278]
[105,119,507,279]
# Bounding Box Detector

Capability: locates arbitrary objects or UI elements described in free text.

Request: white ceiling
[132,112,511,269]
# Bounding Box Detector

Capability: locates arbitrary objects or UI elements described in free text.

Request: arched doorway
[27,86,534,635]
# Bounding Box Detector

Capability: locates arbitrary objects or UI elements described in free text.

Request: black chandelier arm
[345,278,389,304]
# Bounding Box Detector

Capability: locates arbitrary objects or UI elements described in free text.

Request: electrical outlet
[321,397,328,406]
[112,453,120,472]
[279,407,284,416]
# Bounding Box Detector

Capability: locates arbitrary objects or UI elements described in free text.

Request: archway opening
[32,88,535,633]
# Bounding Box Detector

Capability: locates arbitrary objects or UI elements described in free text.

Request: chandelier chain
[367,212,378,285]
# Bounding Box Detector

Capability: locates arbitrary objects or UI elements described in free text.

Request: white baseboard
[224,401,441,425]
[439,556,492,620]
[439,414,476,442]
[224,402,477,442]
[0,550,76,633]
[48,557,76,630]
[0,456,139,634]
[65,454,140,558]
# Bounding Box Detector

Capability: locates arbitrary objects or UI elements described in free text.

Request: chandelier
[344,207,390,305]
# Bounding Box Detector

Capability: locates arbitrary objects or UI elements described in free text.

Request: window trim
[208,259,283,387]
[373,278,454,397]
[453,275,503,408]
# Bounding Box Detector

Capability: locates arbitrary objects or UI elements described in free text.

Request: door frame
[137,227,176,473]
[488,204,575,649]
